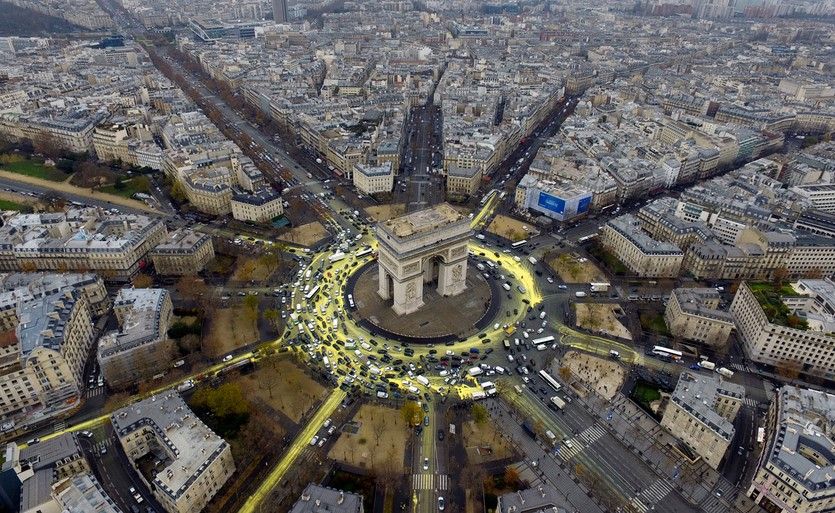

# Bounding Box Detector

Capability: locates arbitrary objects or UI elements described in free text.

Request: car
[222,355,234,362]
[438,497,445,511]
[423,458,429,471]
[437,429,444,441]
[100,447,107,455]
[424,415,430,426]
[81,431,93,438]
[26,438,40,446]
[129,487,137,495]
[310,436,319,446]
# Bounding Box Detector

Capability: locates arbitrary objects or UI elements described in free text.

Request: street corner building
[111,391,235,513]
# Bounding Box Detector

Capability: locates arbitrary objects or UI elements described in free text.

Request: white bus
[328,252,346,263]
[355,247,373,258]
[480,189,498,206]
[305,284,320,300]
[532,336,555,345]
[756,427,765,445]
[578,233,598,243]
[539,370,562,392]
[652,345,683,362]
[511,239,528,248]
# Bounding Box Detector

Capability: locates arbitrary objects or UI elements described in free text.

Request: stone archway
[375,203,471,315]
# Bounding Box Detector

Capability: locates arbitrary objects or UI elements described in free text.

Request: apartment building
[0,288,94,423]
[230,189,284,223]
[98,288,174,390]
[515,174,592,222]
[792,183,835,213]
[353,162,394,195]
[446,164,482,198]
[664,288,734,347]
[600,214,683,277]
[660,371,744,469]
[2,433,94,513]
[290,484,364,513]
[730,280,835,381]
[0,210,168,280]
[149,229,215,275]
[112,392,235,513]
[52,473,123,513]
[747,386,835,513]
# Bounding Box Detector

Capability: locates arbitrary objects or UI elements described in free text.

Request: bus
[539,370,562,392]
[652,345,683,362]
[480,189,498,207]
[756,427,765,445]
[305,284,320,300]
[355,247,373,258]
[511,239,528,248]
[328,252,346,263]
[532,336,555,345]
[578,233,598,243]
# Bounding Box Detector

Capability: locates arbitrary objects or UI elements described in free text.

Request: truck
[550,396,566,410]
[504,326,517,336]
[698,361,716,370]
[575,291,587,298]
[468,366,484,377]
[471,390,487,400]
[328,252,346,263]
[717,367,734,378]
[416,375,430,386]
[590,282,611,293]
[528,256,537,265]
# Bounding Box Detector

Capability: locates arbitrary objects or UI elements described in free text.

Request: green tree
[262,308,281,330]
[243,294,259,322]
[134,175,151,193]
[401,401,422,427]
[170,181,187,202]
[114,175,126,190]
[471,403,488,424]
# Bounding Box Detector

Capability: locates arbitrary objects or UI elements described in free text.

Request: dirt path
[0,170,161,214]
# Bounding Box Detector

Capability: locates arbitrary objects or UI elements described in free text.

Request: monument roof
[381,203,464,239]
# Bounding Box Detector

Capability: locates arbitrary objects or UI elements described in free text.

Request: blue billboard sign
[577,195,592,214]
[537,192,566,214]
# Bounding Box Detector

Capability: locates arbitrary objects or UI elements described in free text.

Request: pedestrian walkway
[577,423,607,445]
[729,363,751,372]
[411,474,448,490]
[85,387,104,398]
[52,420,66,432]
[630,479,674,512]
[700,494,733,513]
[743,397,758,407]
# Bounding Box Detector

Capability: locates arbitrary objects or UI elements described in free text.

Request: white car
[423,458,429,471]
[310,436,319,446]
[222,355,234,362]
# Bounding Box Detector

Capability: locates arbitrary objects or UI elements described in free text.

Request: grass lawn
[0,157,70,181]
[631,381,661,408]
[639,311,670,336]
[238,358,327,423]
[748,282,797,296]
[98,182,144,198]
[747,283,808,330]
[0,198,31,212]
[328,404,409,472]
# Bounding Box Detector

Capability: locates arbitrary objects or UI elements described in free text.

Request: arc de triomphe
[376,203,473,315]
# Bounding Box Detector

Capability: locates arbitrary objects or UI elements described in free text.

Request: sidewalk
[574,385,739,510]
[0,170,161,214]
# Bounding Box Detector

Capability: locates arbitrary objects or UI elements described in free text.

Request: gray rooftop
[289,483,363,513]
[670,371,744,441]
[767,386,835,492]
[111,392,229,502]
[607,214,683,255]
[672,288,733,324]
[497,484,569,513]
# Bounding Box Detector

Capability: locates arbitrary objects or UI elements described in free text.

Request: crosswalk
[85,387,105,398]
[94,439,111,454]
[412,474,449,490]
[729,363,751,372]
[577,424,607,445]
[743,397,758,407]
[700,494,731,513]
[630,479,673,512]
[555,424,607,461]
[52,420,65,432]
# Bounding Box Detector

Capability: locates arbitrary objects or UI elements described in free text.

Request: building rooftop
[380,203,465,239]
[289,484,363,513]
[672,288,733,323]
[53,473,123,513]
[98,288,168,359]
[670,371,744,441]
[607,214,683,255]
[150,229,211,255]
[767,386,835,492]
[497,484,569,513]
[111,391,229,502]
